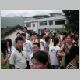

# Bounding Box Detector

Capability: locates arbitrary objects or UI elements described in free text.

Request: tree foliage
[63,10,79,33]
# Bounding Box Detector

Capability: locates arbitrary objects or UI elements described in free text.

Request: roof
[24,16,66,23]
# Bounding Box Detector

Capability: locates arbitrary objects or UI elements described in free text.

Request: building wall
[25,19,66,33]
[31,22,38,33]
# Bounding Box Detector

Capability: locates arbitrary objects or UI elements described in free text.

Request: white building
[24,13,66,34]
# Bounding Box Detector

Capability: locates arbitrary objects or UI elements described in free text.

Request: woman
[63,34,74,67]
[66,46,79,69]
[6,39,16,68]
[6,39,12,54]
[1,40,10,69]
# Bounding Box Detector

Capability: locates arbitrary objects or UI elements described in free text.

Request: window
[49,20,53,25]
[40,21,47,26]
[26,22,31,27]
[33,24,35,27]
[55,20,65,25]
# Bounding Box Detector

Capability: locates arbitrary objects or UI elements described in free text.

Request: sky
[1,10,62,17]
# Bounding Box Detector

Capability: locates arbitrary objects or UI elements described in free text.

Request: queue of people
[1,27,79,69]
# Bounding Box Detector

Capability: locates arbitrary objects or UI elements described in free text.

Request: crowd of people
[1,27,79,69]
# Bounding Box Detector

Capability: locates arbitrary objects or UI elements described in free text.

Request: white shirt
[7,46,16,54]
[25,40,33,56]
[9,50,28,69]
[12,46,16,54]
[29,53,33,65]
[49,45,61,65]
[9,46,16,63]
[40,39,45,50]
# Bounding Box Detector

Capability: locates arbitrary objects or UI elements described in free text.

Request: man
[22,27,30,40]
[30,42,40,68]
[21,33,32,68]
[49,37,61,69]
[9,36,29,69]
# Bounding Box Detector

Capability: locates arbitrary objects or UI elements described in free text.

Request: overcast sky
[1,10,62,17]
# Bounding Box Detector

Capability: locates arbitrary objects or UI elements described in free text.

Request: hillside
[1,17,25,28]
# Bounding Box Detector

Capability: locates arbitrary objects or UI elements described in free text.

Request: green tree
[63,10,79,33]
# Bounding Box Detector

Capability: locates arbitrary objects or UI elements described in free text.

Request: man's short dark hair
[15,36,23,43]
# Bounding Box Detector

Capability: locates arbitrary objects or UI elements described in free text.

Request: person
[16,32,20,37]
[6,39,16,54]
[32,43,40,53]
[22,27,27,33]
[64,34,74,54]
[40,35,51,53]
[31,50,52,69]
[40,35,46,51]
[22,27,30,40]
[31,33,38,42]
[66,46,79,69]
[58,36,66,69]
[64,34,76,66]
[30,43,40,67]
[1,40,10,69]
[43,28,49,36]
[9,36,29,69]
[49,37,61,69]
[6,39,12,54]
[12,31,21,47]
[6,39,16,68]
[44,35,51,52]
[20,33,32,69]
